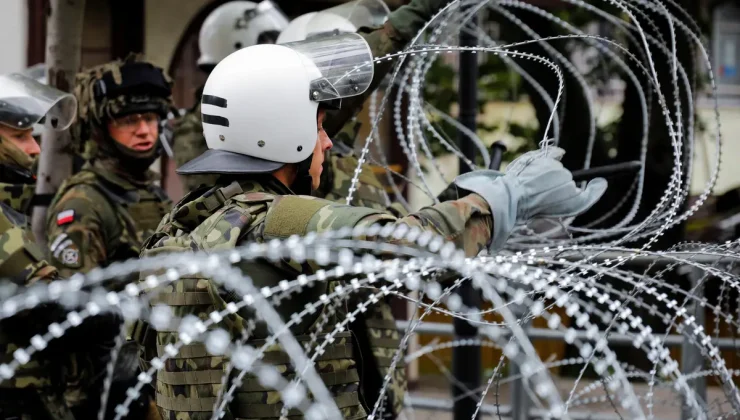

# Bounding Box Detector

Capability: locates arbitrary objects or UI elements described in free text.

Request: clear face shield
[0,73,77,132]
[283,32,375,109]
[304,0,390,39]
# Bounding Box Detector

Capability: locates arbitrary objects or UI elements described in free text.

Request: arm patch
[264,195,386,239]
[263,196,330,239]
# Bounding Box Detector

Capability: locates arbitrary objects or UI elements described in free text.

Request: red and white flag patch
[57,210,75,226]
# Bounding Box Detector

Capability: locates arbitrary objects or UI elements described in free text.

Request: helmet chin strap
[291,153,314,196]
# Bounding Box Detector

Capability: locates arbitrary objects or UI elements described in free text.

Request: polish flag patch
[57,210,75,226]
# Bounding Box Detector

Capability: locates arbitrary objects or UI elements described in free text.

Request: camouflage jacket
[140,176,492,420]
[45,158,172,277]
[0,202,73,420]
[0,203,56,287]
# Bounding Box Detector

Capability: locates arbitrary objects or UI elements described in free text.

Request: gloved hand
[387,0,453,41]
[453,147,607,251]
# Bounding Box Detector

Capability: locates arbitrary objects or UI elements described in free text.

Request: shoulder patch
[264,195,331,239]
[57,209,75,225]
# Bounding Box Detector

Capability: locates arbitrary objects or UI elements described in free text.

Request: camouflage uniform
[45,159,171,278]
[0,165,73,419]
[45,54,174,277]
[170,25,411,415]
[44,55,174,419]
[313,123,410,418]
[139,175,492,420]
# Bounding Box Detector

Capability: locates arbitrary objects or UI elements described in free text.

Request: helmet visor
[284,32,374,102]
[0,73,77,131]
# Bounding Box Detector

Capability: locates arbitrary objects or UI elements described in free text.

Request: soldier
[0,73,77,419]
[173,0,289,193]
[45,54,174,277]
[44,55,174,419]
[140,34,607,419]
[278,1,451,416]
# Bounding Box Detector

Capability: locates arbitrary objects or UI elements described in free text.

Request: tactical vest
[50,165,172,262]
[139,180,368,420]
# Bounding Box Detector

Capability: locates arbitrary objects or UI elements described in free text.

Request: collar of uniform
[169,175,293,232]
[259,175,295,196]
[86,158,156,190]
[214,174,294,197]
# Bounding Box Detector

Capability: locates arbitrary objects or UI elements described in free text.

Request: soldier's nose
[27,142,41,156]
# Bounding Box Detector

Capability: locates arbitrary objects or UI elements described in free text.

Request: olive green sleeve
[266,194,493,258]
[348,193,493,258]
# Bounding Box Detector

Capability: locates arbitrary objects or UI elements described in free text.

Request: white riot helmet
[277,0,390,44]
[178,33,374,175]
[197,0,289,68]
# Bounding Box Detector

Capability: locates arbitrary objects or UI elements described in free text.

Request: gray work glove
[453,147,607,251]
[387,0,453,41]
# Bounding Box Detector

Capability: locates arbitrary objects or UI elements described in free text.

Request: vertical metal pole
[509,319,531,420]
[452,11,481,420]
[681,267,707,420]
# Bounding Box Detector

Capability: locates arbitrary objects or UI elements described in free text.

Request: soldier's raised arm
[141,33,607,419]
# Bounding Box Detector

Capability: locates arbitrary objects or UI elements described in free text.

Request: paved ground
[397,375,731,419]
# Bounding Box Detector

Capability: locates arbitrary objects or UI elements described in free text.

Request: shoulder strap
[186,182,273,251]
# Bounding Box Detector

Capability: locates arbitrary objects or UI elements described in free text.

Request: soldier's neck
[95,157,151,185]
[271,164,297,189]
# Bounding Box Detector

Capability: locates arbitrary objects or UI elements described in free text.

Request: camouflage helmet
[73,54,174,157]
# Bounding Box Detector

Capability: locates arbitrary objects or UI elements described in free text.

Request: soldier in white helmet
[172,0,289,192]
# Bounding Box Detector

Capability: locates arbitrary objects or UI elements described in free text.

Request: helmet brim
[177,148,285,175]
